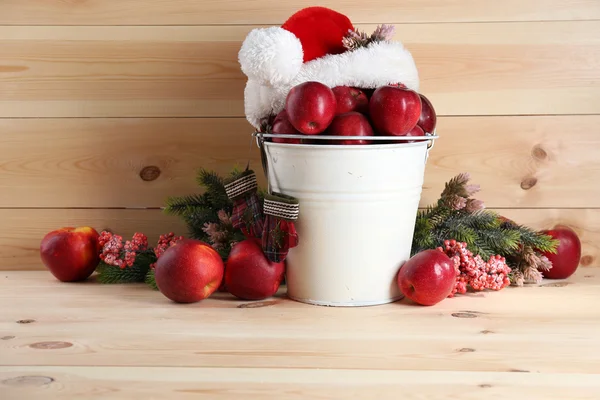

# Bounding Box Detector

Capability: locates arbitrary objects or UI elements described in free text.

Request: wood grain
[1,22,599,117]
[0,270,599,377]
[0,116,597,208]
[0,118,260,208]
[2,367,600,400]
[2,0,599,25]
[1,208,597,271]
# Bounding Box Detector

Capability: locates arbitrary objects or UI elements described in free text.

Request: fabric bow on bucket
[262,192,299,263]
[224,169,265,239]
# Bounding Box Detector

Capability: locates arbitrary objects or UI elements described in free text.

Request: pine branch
[164,193,211,217]
[145,269,159,291]
[518,225,559,254]
[196,168,230,211]
[439,172,472,200]
[458,209,501,230]
[96,252,155,284]
[96,262,148,284]
[411,211,435,255]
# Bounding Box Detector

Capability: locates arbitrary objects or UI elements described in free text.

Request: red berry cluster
[99,231,149,269]
[151,233,184,269]
[437,240,511,297]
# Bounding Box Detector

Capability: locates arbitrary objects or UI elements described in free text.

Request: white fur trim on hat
[294,41,419,92]
[241,40,420,130]
[238,27,304,87]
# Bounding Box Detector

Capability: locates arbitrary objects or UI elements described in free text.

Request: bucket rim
[254,131,439,151]
[262,140,431,150]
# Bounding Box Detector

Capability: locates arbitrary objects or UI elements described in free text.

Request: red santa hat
[238,7,420,130]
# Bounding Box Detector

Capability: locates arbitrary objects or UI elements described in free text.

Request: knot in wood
[139,166,161,181]
[520,176,537,190]
[451,312,477,318]
[2,376,54,387]
[237,300,279,308]
[29,341,73,350]
[16,319,35,324]
[541,282,570,287]
[531,145,548,160]
[458,347,476,353]
[581,255,593,266]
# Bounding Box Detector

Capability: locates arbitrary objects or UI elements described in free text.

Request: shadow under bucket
[257,134,437,306]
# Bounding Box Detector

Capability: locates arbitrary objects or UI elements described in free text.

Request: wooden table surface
[1,269,599,399]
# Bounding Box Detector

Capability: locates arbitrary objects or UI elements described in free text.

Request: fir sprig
[163,166,263,261]
[501,219,559,254]
[195,169,231,211]
[342,24,396,51]
[412,172,559,285]
[145,269,159,290]
[164,194,210,216]
[96,252,155,284]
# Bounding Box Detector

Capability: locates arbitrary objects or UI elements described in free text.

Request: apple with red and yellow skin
[397,249,456,306]
[154,239,224,303]
[539,225,582,279]
[40,227,101,282]
[225,239,286,300]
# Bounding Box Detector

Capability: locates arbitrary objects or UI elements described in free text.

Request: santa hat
[238,7,420,130]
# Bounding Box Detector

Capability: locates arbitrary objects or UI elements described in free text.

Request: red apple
[154,239,224,303]
[417,94,437,134]
[285,81,337,135]
[369,86,422,136]
[40,227,101,282]
[326,111,374,145]
[271,109,302,144]
[539,225,582,279]
[397,249,456,306]
[332,86,369,115]
[404,124,426,144]
[225,239,285,300]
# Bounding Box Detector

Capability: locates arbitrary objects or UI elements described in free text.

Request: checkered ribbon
[225,170,264,239]
[262,193,299,263]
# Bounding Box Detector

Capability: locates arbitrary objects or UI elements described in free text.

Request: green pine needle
[96,252,156,284]
[145,269,159,291]
[439,173,471,200]
[518,226,559,254]
[96,262,148,284]
[196,168,230,211]
[163,166,263,261]
[164,193,210,217]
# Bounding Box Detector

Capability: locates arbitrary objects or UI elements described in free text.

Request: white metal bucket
[260,138,434,307]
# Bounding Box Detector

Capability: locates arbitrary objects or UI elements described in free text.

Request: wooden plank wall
[1,1,599,270]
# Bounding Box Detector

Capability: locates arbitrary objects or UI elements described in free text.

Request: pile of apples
[270,81,437,145]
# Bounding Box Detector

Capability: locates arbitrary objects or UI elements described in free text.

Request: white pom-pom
[238,27,303,86]
[243,79,276,130]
